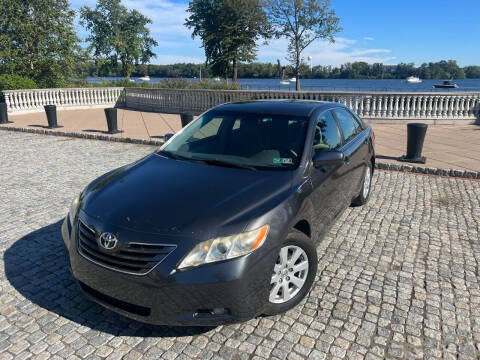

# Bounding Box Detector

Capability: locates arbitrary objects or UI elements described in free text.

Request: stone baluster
[386,95,393,117]
[465,96,472,117]
[433,96,439,119]
[13,92,20,111]
[419,95,426,117]
[426,96,433,118]
[358,96,364,117]
[438,95,445,117]
[405,95,410,117]
[392,96,398,117]
[377,96,383,118]
[4,92,11,112]
[453,96,460,117]
[459,96,466,118]
[29,91,35,109]
[371,96,377,118]
[447,96,454,118]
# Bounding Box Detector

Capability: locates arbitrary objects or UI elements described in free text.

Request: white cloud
[258,37,395,66]
[363,37,375,41]
[153,54,204,64]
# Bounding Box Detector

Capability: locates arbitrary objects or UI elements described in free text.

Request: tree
[80,0,158,79]
[185,0,270,83]
[265,0,341,90]
[0,0,82,87]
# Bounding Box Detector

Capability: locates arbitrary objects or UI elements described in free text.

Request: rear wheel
[351,162,372,206]
[263,230,317,315]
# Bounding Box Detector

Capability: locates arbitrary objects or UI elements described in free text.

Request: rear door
[331,108,368,202]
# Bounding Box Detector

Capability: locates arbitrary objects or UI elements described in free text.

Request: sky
[70,0,480,67]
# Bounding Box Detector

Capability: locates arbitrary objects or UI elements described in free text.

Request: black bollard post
[0,102,12,124]
[180,112,194,128]
[44,105,62,128]
[399,123,428,164]
[104,108,122,134]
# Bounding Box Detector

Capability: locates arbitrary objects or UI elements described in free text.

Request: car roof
[213,100,343,117]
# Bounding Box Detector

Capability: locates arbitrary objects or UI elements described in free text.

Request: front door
[309,110,347,236]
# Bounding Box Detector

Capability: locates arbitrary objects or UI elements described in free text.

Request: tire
[351,161,372,206]
[263,230,317,316]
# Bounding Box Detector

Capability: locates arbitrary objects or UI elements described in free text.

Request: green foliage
[464,66,480,79]
[154,78,241,90]
[0,0,83,88]
[0,74,38,101]
[185,0,270,81]
[265,0,341,90]
[0,74,38,91]
[80,0,158,79]
[417,60,465,80]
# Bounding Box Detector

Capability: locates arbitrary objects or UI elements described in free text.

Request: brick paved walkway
[0,132,479,359]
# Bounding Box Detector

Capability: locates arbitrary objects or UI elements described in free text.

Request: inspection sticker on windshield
[273,158,293,165]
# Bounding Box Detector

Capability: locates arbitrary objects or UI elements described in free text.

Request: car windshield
[161,110,309,170]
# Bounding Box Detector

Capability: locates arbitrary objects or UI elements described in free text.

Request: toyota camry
[62,100,375,325]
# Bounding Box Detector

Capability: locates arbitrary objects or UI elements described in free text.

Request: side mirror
[164,133,174,142]
[313,150,345,167]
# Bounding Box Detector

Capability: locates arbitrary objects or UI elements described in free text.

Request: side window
[349,110,365,130]
[332,108,360,143]
[312,111,342,154]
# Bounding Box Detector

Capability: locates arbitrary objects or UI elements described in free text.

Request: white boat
[406,76,422,83]
[289,77,296,82]
[280,80,290,85]
[139,75,151,82]
[213,77,221,82]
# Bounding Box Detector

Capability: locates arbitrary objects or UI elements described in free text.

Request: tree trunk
[296,58,301,91]
[232,57,238,84]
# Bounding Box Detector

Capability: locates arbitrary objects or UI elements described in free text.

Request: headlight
[178,225,269,269]
[68,193,81,226]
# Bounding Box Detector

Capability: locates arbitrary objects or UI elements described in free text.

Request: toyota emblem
[99,232,118,250]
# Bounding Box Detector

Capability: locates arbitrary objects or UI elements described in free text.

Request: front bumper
[61,212,277,326]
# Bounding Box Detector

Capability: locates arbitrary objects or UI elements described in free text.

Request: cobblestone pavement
[1,132,480,360]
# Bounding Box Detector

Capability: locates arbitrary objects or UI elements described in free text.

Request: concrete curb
[1,124,479,180]
[375,162,480,180]
[0,125,163,147]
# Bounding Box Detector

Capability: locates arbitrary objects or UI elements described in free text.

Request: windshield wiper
[157,150,204,163]
[201,159,257,171]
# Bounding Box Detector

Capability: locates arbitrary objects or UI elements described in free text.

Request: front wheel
[351,162,372,206]
[263,230,317,316]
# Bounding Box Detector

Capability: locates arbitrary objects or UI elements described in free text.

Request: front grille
[77,220,176,275]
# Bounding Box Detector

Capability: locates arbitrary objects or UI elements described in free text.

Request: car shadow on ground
[4,220,214,337]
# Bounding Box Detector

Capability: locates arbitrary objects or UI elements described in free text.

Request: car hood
[81,153,294,238]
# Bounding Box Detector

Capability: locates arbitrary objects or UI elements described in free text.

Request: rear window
[332,108,361,143]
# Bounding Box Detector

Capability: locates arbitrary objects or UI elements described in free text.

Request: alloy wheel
[363,165,371,199]
[269,245,309,304]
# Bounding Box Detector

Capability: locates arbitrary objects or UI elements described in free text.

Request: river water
[87,77,480,92]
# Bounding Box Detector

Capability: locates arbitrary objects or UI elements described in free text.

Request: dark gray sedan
[62,100,375,325]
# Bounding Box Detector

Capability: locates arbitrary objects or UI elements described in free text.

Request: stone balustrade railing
[3,87,479,123]
[3,87,125,114]
[125,88,480,124]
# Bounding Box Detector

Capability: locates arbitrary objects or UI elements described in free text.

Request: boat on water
[213,77,221,82]
[406,76,422,83]
[289,77,296,82]
[139,75,150,82]
[433,80,458,89]
[280,80,290,85]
